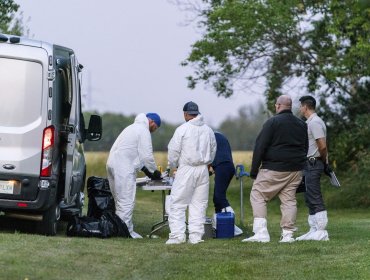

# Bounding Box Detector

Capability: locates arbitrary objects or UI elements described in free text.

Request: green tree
[181,0,370,169]
[83,112,178,152]
[0,0,25,35]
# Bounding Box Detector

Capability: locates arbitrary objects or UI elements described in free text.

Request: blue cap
[146,113,161,127]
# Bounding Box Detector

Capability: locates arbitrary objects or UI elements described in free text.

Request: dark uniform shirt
[212,131,234,167]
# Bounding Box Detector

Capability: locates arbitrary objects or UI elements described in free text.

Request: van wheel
[39,202,61,236]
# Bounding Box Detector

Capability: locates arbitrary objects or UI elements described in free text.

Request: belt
[307,156,322,166]
[308,156,322,161]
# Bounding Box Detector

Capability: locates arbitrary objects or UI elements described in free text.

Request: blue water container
[216,212,234,238]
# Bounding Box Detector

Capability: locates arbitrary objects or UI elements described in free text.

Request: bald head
[275,95,292,113]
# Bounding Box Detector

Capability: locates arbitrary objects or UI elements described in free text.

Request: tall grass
[85,151,252,179]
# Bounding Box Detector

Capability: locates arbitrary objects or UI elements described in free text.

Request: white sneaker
[165,237,186,245]
[234,225,243,236]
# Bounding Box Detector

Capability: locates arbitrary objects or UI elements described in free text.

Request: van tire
[39,202,61,236]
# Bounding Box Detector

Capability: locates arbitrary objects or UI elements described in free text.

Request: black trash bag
[66,211,131,238]
[87,176,115,218]
[66,216,111,238]
[101,211,131,238]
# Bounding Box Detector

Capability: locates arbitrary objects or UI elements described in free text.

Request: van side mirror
[86,115,102,141]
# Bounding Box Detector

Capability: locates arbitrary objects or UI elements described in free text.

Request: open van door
[63,53,85,205]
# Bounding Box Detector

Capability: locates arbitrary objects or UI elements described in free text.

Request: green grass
[0,152,369,280]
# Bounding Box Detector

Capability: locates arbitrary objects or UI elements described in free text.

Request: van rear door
[0,46,48,200]
[63,53,85,204]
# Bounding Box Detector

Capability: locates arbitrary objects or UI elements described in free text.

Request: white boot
[280,229,295,243]
[166,234,186,245]
[224,206,234,213]
[309,211,329,241]
[188,233,204,244]
[296,215,316,241]
[130,231,143,239]
[242,218,270,243]
[234,225,243,236]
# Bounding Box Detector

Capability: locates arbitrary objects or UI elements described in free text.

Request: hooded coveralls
[167,114,217,242]
[106,113,157,237]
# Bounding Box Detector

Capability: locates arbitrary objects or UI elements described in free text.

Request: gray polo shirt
[306,113,326,157]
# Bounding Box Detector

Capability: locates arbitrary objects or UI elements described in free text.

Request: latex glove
[141,166,152,178]
[151,170,162,180]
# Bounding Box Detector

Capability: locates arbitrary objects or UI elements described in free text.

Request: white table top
[137,176,173,191]
[142,185,172,191]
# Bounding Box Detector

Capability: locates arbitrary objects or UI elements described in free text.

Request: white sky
[15,0,263,126]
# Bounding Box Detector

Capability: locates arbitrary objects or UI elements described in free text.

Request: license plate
[0,180,14,194]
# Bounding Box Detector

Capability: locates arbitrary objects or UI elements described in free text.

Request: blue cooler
[216,212,234,238]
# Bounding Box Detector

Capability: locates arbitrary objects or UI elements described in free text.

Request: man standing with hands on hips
[296,96,330,241]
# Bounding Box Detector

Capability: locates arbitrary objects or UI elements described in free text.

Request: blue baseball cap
[146,113,161,127]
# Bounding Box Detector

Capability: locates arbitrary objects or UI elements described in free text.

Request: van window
[0,58,43,127]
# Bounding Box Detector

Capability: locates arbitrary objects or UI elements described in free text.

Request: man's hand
[151,170,162,180]
[208,166,214,176]
[324,163,332,177]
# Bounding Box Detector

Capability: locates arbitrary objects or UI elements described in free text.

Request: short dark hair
[299,95,316,110]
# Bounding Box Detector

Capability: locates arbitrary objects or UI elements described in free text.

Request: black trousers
[213,162,235,213]
[304,159,326,215]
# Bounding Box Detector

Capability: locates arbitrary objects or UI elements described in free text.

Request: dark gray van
[0,34,102,235]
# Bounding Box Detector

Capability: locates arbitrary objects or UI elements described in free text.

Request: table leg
[149,190,169,238]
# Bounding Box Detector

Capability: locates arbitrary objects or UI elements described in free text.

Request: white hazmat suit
[106,113,157,238]
[167,114,217,244]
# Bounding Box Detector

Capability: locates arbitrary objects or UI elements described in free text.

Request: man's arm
[316,137,328,164]
[168,127,182,168]
[138,129,157,172]
[250,120,273,179]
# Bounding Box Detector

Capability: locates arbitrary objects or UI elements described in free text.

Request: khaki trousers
[250,169,302,231]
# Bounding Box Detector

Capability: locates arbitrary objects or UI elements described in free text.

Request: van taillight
[40,126,55,177]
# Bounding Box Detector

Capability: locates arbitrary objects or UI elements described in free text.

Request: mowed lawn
[0,152,369,280]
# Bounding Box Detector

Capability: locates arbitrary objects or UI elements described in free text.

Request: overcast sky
[15,0,263,126]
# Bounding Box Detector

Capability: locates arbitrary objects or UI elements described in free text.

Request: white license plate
[0,180,14,194]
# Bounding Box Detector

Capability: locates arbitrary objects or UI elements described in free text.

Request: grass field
[0,152,369,280]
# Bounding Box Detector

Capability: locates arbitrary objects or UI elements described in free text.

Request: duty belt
[308,156,322,166]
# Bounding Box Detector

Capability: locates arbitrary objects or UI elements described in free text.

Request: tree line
[83,103,268,152]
